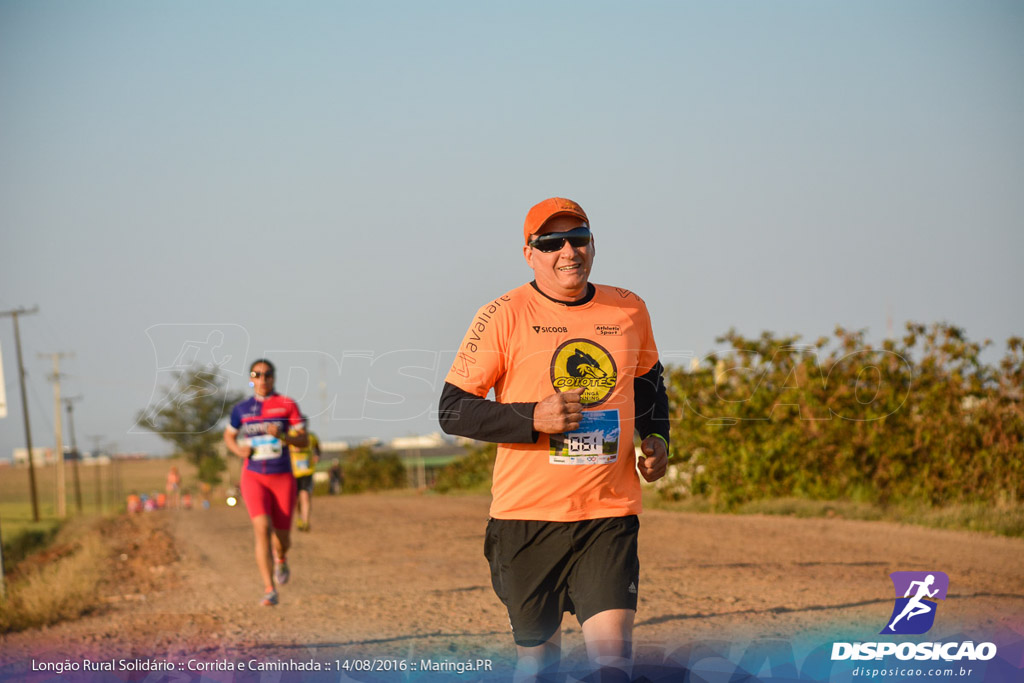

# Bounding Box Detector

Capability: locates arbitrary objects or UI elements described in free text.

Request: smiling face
[524,214,595,301]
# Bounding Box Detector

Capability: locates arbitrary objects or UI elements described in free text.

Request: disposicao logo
[831,570,997,663]
[881,571,949,635]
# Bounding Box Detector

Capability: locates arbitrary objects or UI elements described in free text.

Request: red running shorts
[240,467,297,530]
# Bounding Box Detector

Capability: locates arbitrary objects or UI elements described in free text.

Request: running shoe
[260,589,278,606]
[274,558,290,585]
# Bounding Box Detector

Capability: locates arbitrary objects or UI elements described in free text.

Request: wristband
[646,433,669,450]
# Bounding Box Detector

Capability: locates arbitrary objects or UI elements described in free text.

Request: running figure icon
[888,574,938,631]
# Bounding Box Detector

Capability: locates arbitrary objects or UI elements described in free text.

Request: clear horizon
[2,1,1022,459]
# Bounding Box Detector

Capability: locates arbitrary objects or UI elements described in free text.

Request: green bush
[664,323,1023,510]
[342,447,407,493]
[433,443,497,493]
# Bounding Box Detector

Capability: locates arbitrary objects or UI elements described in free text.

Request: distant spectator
[127,493,142,513]
[166,465,182,509]
[199,481,212,509]
[328,458,344,495]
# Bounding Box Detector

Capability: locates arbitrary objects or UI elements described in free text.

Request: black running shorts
[295,475,314,493]
[484,515,640,647]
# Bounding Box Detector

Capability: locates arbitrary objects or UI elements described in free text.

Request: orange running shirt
[445,282,661,521]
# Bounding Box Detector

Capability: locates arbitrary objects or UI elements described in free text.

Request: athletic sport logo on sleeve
[881,571,949,635]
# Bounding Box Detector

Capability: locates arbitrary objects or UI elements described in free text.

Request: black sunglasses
[251,371,274,379]
[529,226,592,253]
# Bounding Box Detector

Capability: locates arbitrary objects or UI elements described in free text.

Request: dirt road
[2,492,1022,681]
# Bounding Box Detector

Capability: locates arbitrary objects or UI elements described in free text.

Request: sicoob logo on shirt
[550,339,617,407]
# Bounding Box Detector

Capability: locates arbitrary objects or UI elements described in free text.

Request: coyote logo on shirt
[568,349,608,380]
[551,340,617,406]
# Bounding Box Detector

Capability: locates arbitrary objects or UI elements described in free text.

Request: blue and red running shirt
[228,393,305,475]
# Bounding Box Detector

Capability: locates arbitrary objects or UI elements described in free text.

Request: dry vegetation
[0,457,207,634]
[0,520,107,633]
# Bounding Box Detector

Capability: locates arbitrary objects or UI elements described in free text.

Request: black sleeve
[438,382,539,444]
[634,361,670,446]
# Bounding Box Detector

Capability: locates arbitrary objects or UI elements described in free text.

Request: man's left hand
[638,436,668,482]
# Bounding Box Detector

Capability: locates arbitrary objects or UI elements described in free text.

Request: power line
[26,378,54,438]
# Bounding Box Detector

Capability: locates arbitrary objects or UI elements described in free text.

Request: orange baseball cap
[523,197,589,244]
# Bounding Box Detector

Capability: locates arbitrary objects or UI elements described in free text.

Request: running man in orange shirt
[439,197,669,682]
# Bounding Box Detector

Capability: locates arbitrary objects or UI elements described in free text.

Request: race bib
[549,409,620,465]
[246,434,283,461]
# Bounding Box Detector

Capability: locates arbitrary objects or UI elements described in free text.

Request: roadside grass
[0,457,196,566]
[898,502,1024,538]
[644,492,1024,538]
[0,503,62,567]
[0,517,108,634]
[0,457,208,634]
[736,497,886,522]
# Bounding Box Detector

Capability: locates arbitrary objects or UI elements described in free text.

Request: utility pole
[39,351,72,518]
[107,441,123,506]
[0,306,41,522]
[88,435,104,512]
[63,395,84,514]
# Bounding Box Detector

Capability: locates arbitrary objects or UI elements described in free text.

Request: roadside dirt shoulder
[2,493,1022,672]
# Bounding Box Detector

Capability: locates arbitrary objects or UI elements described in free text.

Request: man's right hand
[533,388,585,434]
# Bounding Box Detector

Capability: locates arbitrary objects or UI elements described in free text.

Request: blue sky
[1,1,1022,458]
